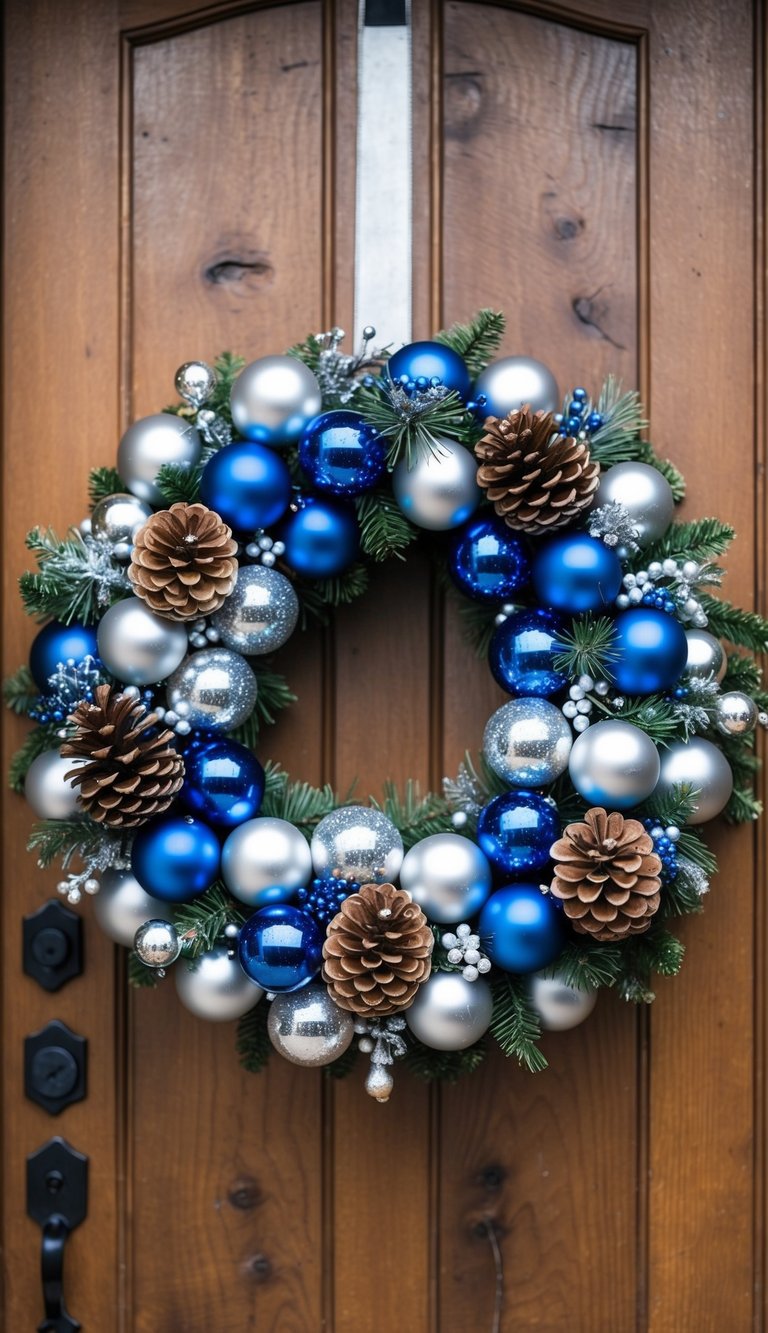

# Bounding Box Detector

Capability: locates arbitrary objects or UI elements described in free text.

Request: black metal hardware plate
[23,900,83,991]
[25,1021,87,1115]
[27,1138,88,1231]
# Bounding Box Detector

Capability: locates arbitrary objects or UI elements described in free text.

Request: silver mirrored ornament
[568,720,660,809]
[24,750,83,820]
[267,983,354,1066]
[93,867,172,947]
[311,806,404,883]
[91,493,152,547]
[221,816,313,907]
[166,647,258,731]
[134,918,181,968]
[97,597,188,686]
[529,973,597,1031]
[405,972,493,1050]
[593,461,674,548]
[174,360,216,408]
[117,413,201,506]
[684,629,727,683]
[392,437,480,531]
[654,738,733,824]
[483,699,573,788]
[175,946,264,1021]
[716,691,758,737]
[211,565,299,656]
[230,354,322,446]
[399,833,492,924]
[474,356,559,417]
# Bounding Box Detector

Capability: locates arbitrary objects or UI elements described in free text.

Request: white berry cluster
[186,616,222,650]
[616,558,709,628]
[244,532,286,567]
[441,924,492,982]
[560,673,612,733]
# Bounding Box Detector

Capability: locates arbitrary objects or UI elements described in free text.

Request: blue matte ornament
[448,514,530,605]
[238,903,324,992]
[479,883,565,973]
[29,621,100,690]
[489,608,568,698]
[477,791,560,875]
[199,442,292,532]
[611,608,689,695]
[131,815,221,903]
[279,497,359,578]
[387,341,471,400]
[181,735,265,828]
[299,410,386,496]
[531,533,622,614]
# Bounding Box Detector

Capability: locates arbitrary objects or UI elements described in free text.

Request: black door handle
[39,1215,79,1332]
[27,1139,88,1333]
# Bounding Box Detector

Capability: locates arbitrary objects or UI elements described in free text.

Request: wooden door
[3,2,765,1329]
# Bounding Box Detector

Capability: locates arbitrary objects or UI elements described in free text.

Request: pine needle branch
[402,1038,487,1083]
[355,489,418,562]
[9,722,67,793]
[543,938,624,991]
[128,952,159,989]
[698,595,768,653]
[434,309,506,378]
[3,665,38,717]
[236,1001,271,1074]
[20,527,110,625]
[489,974,548,1072]
[27,817,122,869]
[297,563,370,626]
[259,762,341,835]
[354,381,469,469]
[88,467,125,508]
[643,517,735,565]
[228,665,297,748]
[552,615,618,681]
[154,462,204,506]
[174,882,247,958]
[375,780,454,849]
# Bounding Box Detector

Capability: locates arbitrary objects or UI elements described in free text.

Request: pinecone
[61,683,184,828]
[549,807,662,941]
[474,408,600,535]
[128,501,238,621]
[323,882,434,1016]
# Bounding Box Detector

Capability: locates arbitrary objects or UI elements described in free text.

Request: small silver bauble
[267,983,354,1066]
[311,806,404,883]
[716,691,758,737]
[166,648,258,731]
[97,597,188,686]
[529,973,597,1031]
[90,493,152,547]
[684,629,727,683]
[133,918,181,968]
[221,817,313,907]
[174,360,216,407]
[654,738,733,824]
[211,565,299,656]
[568,720,660,809]
[117,413,201,506]
[593,461,675,548]
[93,867,172,947]
[230,354,322,446]
[405,972,493,1050]
[24,751,82,820]
[175,946,264,1021]
[399,833,492,924]
[482,698,573,788]
[392,437,480,531]
[365,1063,394,1102]
[474,355,559,416]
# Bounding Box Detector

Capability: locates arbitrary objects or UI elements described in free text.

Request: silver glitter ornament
[134,918,181,969]
[166,647,257,731]
[90,493,152,548]
[230,354,322,446]
[399,833,492,924]
[117,413,201,506]
[654,738,733,824]
[311,806,404,883]
[175,946,264,1021]
[392,436,480,531]
[474,355,559,417]
[684,629,727,683]
[267,983,354,1066]
[405,972,493,1050]
[482,699,573,788]
[716,691,758,737]
[97,596,188,685]
[593,461,675,548]
[529,973,597,1031]
[174,360,216,408]
[93,867,172,947]
[211,565,299,656]
[24,751,83,820]
[568,719,660,809]
[221,816,312,907]
[365,1063,394,1101]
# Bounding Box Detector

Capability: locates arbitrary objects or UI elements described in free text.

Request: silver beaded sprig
[560,674,612,733]
[313,326,386,405]
[76,525,133,601]
[443,759,485,826]
[676,854,710,897]
[195,408,233,455]
[244,532,286,567]
[673,674,722,738]
[55,843,130,905]
[186,617,222,651]
[224,922,240,959]
[121,684,192,737]
[616,558,721,628]
[441,923,492,982]
[588,500,641,555]
[355,1014,408,1103]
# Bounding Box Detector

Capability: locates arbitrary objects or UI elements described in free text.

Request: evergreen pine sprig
[128,952,159,989]
[355,489,418,563]
[88,466,125,508]
[544,937,625,992]
[652,456,686,503]
[27,817,120,869]
[698,595,768,653]
[453,592,499,658]
[660,874,705,918]
[376,779,454,850]
[325,1043,360,1079]
[3,665,38,717]
[616,928,685,1003]
[588,378,647,461]
[489,974,547,1072]
[259,761,341,835]
[164,351,244,424]
[603,695,682,746]
[722,652,768,709]
[552,615,618,682]
[297,562,370,626]
[9,722,66,793]
[354,381,470,469]
[20,527,111,625]
[643,517,735,565]
[236,1001,272,1074]
[228,665,297,749]
[154,461,204,507]
[434,309,506,379]
[402,1038,487,1083]
[173,882,247,959]
[286,333,324,376]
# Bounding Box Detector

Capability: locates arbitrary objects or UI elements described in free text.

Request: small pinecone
[549,807,662,941]
[129,501,238,621]
[323,882,434,1016]
[61,683,184,828]
[474,408,600,535]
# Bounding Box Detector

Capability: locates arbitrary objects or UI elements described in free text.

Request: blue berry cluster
[643,820,680,882]
[29,654,106,724]
[555,386,603,437]
[642,586,678,615]
[296,876,358,927]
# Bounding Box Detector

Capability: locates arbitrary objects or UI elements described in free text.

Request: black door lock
[23,900,83,992]
[25,1021,87,1115]
[27,1138,88,1333]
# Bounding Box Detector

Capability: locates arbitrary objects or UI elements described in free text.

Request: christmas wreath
[8,310,768,1102]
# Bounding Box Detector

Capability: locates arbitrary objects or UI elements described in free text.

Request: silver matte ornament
[311,806,404,883]
[654,738,733,824]
[133,918,181,969]
[175,946,264,1021]
[166,647,258,731]
[483,699,573,788]
[474,355,559,417]
[230,355,322,446]
[267,983,354,1066]
[117,413,201,506]
[399,834,492,924]
[97,597,188,686]
[405,972,493,1050]
[593,461,675,548]
[174,361,216,408]
[684,629,727,683]
[529,973,597,1031]
[221,817,313,907]
[24,751,82,820]
[211,565,299,656]
[392,436,480,531]
[93,867,172,947]
[90,493,152,547]
[568,720,660,808]
[716,691,758,737]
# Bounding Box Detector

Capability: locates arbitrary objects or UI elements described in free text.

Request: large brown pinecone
[549,807,662,941]
[474,408,600,535]
[323,882,434,1016]
[129,501,238,621]
[61,683,184,828]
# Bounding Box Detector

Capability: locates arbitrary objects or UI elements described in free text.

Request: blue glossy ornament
[448,514,530,605]
[388,341,471,400]
[199,442,292,532]
[531,534,622,614]
[181,736,265,828]
[479,884,565,973]
[299,410,386,495]
[612,608,689,696]
[477,791,560,875]
[489,608,567,698]
[238,904,324,992]
[29,621,100,690]
[279,497,359,578]
[131,815,220,902]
